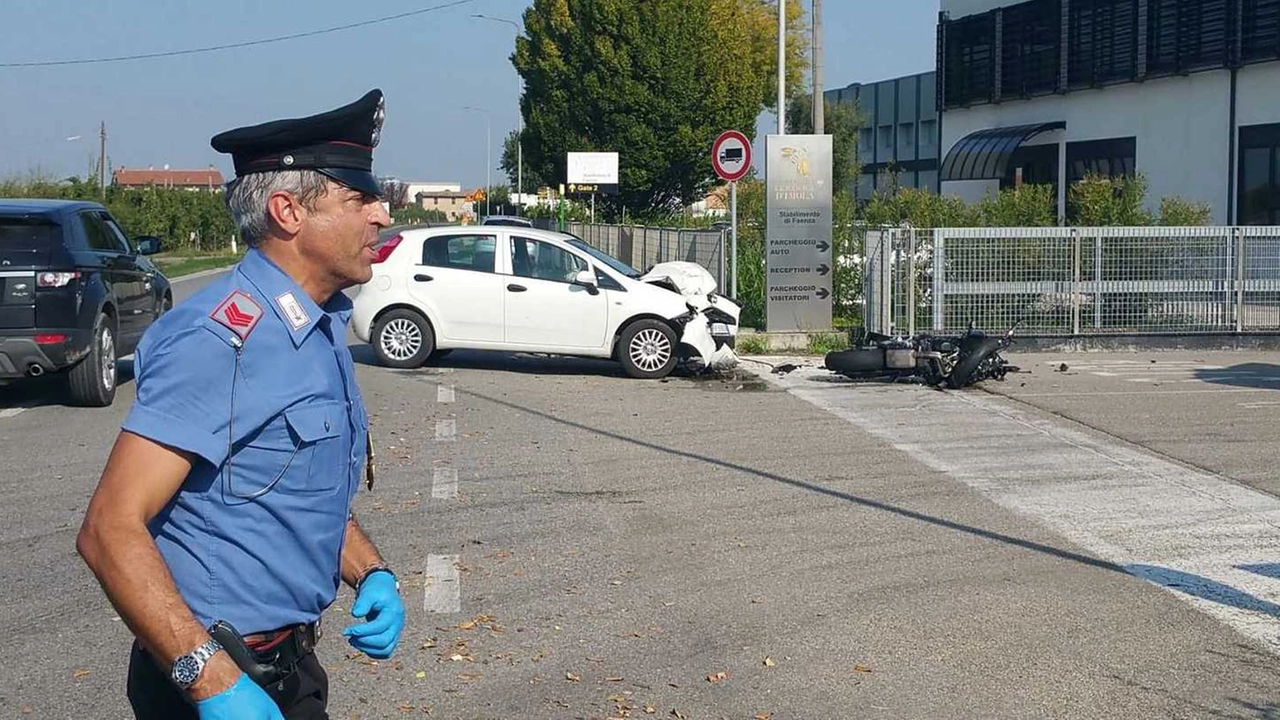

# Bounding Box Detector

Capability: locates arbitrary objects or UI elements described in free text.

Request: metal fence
[565,222,728,290]
[865,226,1280,337]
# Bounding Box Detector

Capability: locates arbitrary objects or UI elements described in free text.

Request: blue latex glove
[195,674,284,720]
[343,570,405,659]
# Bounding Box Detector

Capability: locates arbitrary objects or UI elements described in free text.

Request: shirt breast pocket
[235,403,345,498]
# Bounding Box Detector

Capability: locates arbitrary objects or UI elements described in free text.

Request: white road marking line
[424,554,461,614]
[438,384,456,404]
[1240,400,1280,409]
[432,466,458,499]
[1092,372,1119,377]
[0,407,26,419]
[434,419,457,442]
[768,368,1280,653]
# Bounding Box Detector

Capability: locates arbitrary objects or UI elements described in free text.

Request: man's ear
[266,191,305,238]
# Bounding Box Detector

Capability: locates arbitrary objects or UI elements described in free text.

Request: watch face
[172,655,201,686]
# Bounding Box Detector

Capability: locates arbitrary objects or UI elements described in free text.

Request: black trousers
[127,641,329,720]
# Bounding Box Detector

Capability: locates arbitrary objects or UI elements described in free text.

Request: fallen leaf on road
[399,703,415,712]
[671,710,686,719]
[415,671,426,679]
[606,676,625,682]
[74,668,91,679]
[565,672,581,682]
[763,657,777,667]
[854,664,873,673]
[755,714,774,720]
[421,637,438,649]
[706,671,730,684]
[457,673,482,681]
[21,706,33,714]
[644,706,656,714]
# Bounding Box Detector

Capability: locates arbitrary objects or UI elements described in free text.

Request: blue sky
[0,0,938,189]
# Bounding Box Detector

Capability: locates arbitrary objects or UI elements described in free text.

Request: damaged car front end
[640,261,741,372]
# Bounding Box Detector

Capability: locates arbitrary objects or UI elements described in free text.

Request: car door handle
[413,273,434,282]
[507,284,527,292]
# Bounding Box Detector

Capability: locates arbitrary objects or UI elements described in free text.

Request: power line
[0,0,479,68]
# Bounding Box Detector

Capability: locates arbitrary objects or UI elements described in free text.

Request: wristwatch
[170,638,223,690]
[357,564,400,593]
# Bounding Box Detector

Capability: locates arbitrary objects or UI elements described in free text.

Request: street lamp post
[471,14,524,215]
[462,105,491,217]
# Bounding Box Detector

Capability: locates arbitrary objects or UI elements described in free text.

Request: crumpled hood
[640,262,719,297]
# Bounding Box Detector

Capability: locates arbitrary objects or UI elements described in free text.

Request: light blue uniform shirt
[122,248,368,633]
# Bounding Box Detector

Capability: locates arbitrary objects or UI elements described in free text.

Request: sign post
[712,130,752,299]
[765,134,833,332]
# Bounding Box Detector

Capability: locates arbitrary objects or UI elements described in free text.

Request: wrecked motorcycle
[824,323,1019,388]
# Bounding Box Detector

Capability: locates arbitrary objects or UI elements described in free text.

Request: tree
[785,94,863,195]
[500,129,550,193]
[378,178,409,209]
[513,0,809,218]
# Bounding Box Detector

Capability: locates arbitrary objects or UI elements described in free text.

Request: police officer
[77,89,404,720]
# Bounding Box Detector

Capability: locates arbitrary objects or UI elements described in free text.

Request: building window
[1238,124,1280,225]
[1001,0,1062,99]
[1067,137,1136,183]
[944,12,996,107]
[1242,0,1280,63]
[1147,0,1231,75]
[1003,144,1059,189]
[1068,0,1138,87]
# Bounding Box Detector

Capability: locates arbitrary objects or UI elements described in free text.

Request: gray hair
[224,170,331,246]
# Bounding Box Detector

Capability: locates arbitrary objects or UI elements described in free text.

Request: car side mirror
[573,269,599,294]
[134,236,162,255]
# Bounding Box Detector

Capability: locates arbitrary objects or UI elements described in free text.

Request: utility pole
[778,0,786,135]
[812,0,824,135]
[99,121,107,199]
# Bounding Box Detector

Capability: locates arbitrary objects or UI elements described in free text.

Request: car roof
[404,225,571,242]
[480,216,534,226]
[0,198,105,217]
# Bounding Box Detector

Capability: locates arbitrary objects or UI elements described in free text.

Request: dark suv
[0,199,172,406]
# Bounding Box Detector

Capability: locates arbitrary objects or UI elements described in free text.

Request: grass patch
[154,253,242,278]
[806,332,850,355]
[736,334,770,355]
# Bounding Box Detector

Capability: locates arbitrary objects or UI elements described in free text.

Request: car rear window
[0,217,60,249]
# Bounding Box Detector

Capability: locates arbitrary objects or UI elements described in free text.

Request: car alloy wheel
[629,328,672,374]
[100,326,116,392]
[380,318,422,361]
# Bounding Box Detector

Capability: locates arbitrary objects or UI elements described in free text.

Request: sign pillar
[711,129,752,300]
[766,134,833,332]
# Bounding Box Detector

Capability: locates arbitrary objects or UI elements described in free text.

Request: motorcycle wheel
[946,338,1006,388]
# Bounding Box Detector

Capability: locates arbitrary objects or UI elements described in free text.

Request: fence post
[932,229,945,331]
[1072,227,1082,336]
[908,229,917,336]
[1094,231,1103,330]
[1236,226,1246,333]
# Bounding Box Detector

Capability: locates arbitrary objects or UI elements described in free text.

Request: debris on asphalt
[1057,363,1069,372]
[772,363,799,375]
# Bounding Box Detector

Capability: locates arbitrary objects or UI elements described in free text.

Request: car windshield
[564,237,641,278]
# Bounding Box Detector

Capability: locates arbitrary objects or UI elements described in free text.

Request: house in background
[415,189,472,221]
[113,166,225,191]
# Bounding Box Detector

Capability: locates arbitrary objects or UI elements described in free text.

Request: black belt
[208,620,321,688]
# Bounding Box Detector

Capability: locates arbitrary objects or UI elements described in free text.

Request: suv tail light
[37,271,79,288]
[372,234,402,264]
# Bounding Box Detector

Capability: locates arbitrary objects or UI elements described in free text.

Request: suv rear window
[0,217,60,249]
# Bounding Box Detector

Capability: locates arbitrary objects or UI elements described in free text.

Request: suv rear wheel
[372,309,435,369]
[67,313,117,406]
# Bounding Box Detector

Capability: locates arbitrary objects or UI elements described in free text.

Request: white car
[352,227,740,379]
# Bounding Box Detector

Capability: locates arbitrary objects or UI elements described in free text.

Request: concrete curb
[171,264,236,283]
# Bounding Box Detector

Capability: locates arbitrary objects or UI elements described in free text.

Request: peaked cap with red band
[210,89,385,197]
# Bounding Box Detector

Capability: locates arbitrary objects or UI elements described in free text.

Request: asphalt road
[3,273,1280,719]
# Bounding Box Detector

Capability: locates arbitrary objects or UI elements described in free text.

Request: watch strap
[356,565,398,593]
[171,638,223,689]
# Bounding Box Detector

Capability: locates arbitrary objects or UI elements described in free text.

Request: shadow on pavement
[349,344,627,378]
[1193,363,1280,390]
[1128,564,1280,618]
[0,358,135,410]
[453,383,1129,577]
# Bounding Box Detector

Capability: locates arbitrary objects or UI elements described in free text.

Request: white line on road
[434,419,457,442]
[438,384,456,404]
[768,368,1280,653]
[171,265,236,283]
[1013,388,1276,398]
[424,554,461,614]
[432,466,458,499]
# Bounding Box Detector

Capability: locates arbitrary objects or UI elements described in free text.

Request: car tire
[67,313,117,407]
[618,319,679,379]
[372,309,435,369]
